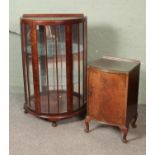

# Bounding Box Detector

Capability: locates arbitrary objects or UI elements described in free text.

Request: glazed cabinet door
[87,67,127,125]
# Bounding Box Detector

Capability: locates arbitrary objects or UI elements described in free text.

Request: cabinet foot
[122,137,128,143]
[24,108,28,114]
[84,128,89,133]
[84,116,92,133]
[52,121,57,127]
[131,113,138,128]
[120,126,129,143]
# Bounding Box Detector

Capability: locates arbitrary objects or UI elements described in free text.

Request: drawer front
[87,67,128,125]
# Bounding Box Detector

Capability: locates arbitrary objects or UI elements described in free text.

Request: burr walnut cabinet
[21,14,87,126]
[84,56,140,143]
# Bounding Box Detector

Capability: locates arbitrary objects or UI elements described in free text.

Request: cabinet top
[22,17,83,21]
[21,14,86,23]
[88,56,140,73]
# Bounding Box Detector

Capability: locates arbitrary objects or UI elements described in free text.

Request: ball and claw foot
[52,122,57,127]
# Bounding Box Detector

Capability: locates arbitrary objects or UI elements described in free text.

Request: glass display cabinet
[21,14,87,126]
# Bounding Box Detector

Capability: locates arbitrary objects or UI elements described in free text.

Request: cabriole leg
[84,116,92,133]
[120,126,129,143]
[24,107,28,114]
[131,113,138,128]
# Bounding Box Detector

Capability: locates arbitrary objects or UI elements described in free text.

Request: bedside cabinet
[84,56,140,143]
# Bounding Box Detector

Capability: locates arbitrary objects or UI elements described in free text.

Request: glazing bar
[31,23,41,113]
[65,24,73,112]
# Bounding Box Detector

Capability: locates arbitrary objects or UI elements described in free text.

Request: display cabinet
[21,14,87,126]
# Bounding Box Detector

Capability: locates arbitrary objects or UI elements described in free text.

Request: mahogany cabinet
[20,14,87,126]
[84,56,140,143]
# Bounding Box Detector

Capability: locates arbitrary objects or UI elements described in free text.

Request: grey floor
[9,92,146,155]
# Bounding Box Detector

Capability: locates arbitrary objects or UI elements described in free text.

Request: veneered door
[87,67,127,125]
